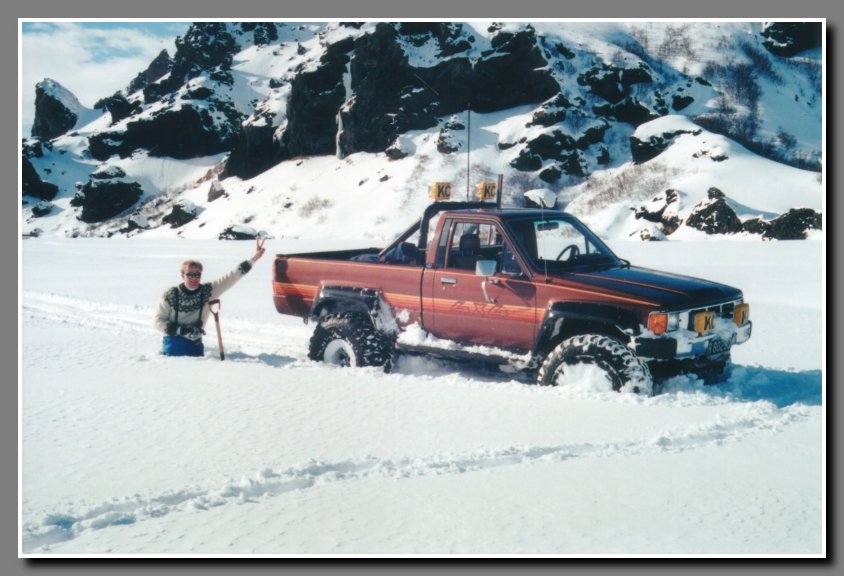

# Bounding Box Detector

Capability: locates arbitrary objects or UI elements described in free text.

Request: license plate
[705,337,730,355]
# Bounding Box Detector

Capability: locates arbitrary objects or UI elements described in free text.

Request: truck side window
[500,242,523,276]
[445,222,512,272]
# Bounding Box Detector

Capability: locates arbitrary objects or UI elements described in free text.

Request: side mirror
[475,259,497,277]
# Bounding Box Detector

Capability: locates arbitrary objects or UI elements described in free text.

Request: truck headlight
[648,312,680,335]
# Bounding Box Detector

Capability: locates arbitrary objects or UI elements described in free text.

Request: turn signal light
[648,312,669,335]
[734,303,750,326]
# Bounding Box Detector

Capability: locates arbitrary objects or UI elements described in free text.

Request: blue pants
[162,335,204,357]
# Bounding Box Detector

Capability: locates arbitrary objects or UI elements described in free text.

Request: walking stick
[208,299,225,360]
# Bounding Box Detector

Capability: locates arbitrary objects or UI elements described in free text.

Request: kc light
[648,312,679,335]
[734,303,750,326]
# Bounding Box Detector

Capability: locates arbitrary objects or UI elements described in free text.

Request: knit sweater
[154,259,255,336]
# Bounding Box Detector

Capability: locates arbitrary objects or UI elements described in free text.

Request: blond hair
[180,260,204,274]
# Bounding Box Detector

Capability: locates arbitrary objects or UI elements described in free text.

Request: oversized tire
[308,312,394,370]
[537,334,653,395]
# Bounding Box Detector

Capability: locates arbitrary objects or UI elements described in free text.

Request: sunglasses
[184,272,202,279]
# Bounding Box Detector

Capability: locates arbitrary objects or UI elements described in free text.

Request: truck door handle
[440,277,457,285]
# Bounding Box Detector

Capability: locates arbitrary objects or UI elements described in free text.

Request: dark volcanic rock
[338,24,559,157]
[94,93,142,125]
[31,80,78,139]
[283,46,350,157]
[162,201,199,228]
[578,63,653,104]
[763,208,822,239]
[79,180,143,223]
[510,130,584,176]
[741,208,822,239]
[634,189,683,235]
[240,22,279,46]
[89,105,239,160]
[22,156,59,200]
[685,187,743,235]
[630,126,702,163]
[126,49,172,95]
[224,121,284,180]
[761,22,822,57]
[31,200,54,217]
[219,225,258,240]
[593,97,659,127]
[337,24,412,156]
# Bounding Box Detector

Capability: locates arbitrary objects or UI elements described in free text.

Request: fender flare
[309,285,398,334]
[530,301,642,358]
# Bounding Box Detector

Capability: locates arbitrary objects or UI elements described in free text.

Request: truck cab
[272,185,752,395]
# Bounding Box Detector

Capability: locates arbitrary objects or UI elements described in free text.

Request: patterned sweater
[154,260,254,336]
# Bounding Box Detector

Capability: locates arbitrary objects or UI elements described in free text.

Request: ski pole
[208,299,225,360]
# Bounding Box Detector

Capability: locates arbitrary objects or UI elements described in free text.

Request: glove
[178,324,203,342]
[165,321,177,336]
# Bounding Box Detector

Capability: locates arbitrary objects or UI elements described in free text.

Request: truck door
[425,219,536,351]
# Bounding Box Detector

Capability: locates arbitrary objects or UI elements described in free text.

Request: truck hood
[561,265,743,309]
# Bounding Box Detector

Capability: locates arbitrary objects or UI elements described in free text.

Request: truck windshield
[506,216,620,271]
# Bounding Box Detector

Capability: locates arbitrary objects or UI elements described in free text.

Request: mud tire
[537,334,653,395]
[308,312,394,371]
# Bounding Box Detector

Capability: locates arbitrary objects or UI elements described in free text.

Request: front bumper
[634,319,752,361]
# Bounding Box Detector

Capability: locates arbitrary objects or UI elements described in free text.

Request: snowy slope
[21,21,823,242]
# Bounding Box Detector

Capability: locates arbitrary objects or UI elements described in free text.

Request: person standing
[154,242,265,357]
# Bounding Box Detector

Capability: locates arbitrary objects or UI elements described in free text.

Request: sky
[19,21,191,136]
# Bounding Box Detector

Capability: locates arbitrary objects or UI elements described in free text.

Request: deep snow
[19,235,824,556]
[19,20,825,557]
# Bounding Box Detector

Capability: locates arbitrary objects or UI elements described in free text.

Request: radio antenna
[466,103,471,201]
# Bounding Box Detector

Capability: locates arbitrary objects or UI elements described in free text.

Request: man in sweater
[154,242,266,356]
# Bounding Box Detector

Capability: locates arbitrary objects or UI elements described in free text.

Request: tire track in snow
[22,400,814,553]
[21,290,308,360]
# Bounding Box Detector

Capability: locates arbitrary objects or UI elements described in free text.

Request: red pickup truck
[272,198,751,395]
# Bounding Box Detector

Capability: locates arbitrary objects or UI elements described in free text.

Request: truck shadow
[222,351,298,368]
[394,354,822,408]
[656,365,823,408]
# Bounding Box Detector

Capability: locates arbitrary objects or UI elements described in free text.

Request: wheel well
[535,317,629,359]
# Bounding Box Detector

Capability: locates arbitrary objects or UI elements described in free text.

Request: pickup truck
[272,196,752,395]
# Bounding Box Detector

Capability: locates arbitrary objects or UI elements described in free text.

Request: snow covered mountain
[21,21,823,242]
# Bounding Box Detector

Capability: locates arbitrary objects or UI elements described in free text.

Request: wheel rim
[323,339,356,367]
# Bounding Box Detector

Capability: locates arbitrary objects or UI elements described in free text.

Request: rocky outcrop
[510,130,585,178]
[89,104,240,160]
[31,79,81,139]
[634,189,683,235]
[685,188,743,235]
[219,224,259,240]
[577,62,653,104]
[126,49,172,95]
[761,22,823,57]
[22,156,59,200]
[78,180,143,223]
[743,208,822,240]
[162,200,200,228]
[94,93,142,125]
[630,126,702,163]
[31,200,54,217]
[336,24,559,158]
[436,116,465,154]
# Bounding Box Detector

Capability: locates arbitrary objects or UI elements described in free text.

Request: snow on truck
[272,182,752,395]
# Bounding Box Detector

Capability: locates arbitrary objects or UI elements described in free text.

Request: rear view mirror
[475,260,497,277]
